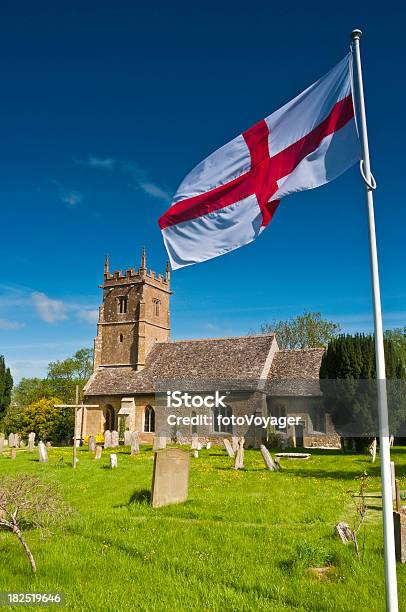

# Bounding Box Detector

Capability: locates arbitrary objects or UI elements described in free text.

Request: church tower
[93,249,171,371]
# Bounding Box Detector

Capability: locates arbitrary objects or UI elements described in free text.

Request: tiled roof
[267,348,325,396]
[84,335,276,396]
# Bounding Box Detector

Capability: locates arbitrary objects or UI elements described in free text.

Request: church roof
[84,334,277,396]
[267,348,325,396]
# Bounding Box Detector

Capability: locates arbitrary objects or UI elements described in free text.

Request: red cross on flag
[159,54,360,269]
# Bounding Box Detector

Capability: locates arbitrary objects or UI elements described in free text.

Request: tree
[0,355,13,419]
[261,311,340,349]
[384,327,406,370]
[0,474,69,573]
[46,348,93,402]
[21,397,73,443]
[12,377,54,408]
[320,334,405,449]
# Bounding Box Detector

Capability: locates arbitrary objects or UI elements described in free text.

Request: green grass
[0,445,406,612]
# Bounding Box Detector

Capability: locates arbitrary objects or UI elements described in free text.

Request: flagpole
[351,29,398,611]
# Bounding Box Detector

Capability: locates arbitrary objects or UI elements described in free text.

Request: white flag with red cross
[159,54,360,269]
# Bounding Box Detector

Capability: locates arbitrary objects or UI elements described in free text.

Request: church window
[119,333,124,343]
[152,298,160,317]
[118,295,128,314]
[213,405,233,434]
[144,405,155,433]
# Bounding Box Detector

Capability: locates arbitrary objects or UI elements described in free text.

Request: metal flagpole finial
[351,29,362,41]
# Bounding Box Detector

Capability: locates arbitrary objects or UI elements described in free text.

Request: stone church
[82,251,340,448]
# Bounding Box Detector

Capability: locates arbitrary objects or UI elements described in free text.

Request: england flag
[159,54,360,269]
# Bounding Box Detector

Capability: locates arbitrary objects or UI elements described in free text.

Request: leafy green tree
[12,378,54,408]
[22,397,73,443]
[46,348,93,402]
[384,327,406,370]
[261,311,340,349]
[0,355,13,420]
[320,334,405,449]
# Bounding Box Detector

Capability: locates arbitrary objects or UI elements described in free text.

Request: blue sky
[1,1,405,381]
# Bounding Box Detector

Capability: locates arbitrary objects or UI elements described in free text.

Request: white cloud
[77,309,99,324]
[138,181,171,201]
[60,190,83,206]
[32,292,68,324]
[82,154,171,202]
[0,318,25,330]
[86,155,116,170]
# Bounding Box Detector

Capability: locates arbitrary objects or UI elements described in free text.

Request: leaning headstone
[88,436,96,452]
[394,508,406,563]
[8,433,15,448]
[111,430,119,448]
[153,436,166,451]
[206,441,212,450]
[233,437,245,470]
[10,448,16,460]
[260,445,279,471]
[130,431,139,456]
[110,453,118,468]
[191,435,199,450]
[151,448,190,508]
[0,433,4,453]
[28,432,36,451]
[391,461,396,501]
[38,441,48,463]
[335,522,353,544]
[231,436,239,453]
[95,446,102,460]
[223,438,234,458]
[104,430,112,449]
[124,430,132,446]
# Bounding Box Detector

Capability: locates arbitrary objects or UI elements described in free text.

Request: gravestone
[110,453,118,468]
[104,430,112,449]
[28,432,36,451]
[231,436,239,453]
[153,436,166,452]
[131,431,139,456]
[391,462,396,501]
[124,430,132,446]
[8,433,15,448]
[10,448,16,460]
[151,448,190,508]
[0,433,4,453]
[191,435,199,450]
[394,508,406,563]
[223,438,234,458]
[88,436,96,452]
[95,446,102,460]
[111,430,119,448]
[38,441,48,463]
[206,441,212,450]
[260,445,279,471]
[14,434,21,448]
[193,450,199,458]
[234,437,245,470]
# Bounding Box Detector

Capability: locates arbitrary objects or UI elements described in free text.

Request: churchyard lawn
[0,446,405,612]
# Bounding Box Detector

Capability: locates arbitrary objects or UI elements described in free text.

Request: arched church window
[153,298,160,317]
[213,405,233,434]
[105,405,115,431]
[117,295,128,314]
[144,405,155,433]
[119,333,124,343]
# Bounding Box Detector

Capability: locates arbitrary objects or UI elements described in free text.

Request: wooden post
[73,385,79,469]
[395,480,401,513]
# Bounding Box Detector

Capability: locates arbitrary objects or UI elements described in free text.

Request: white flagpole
[351,29,398,611]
